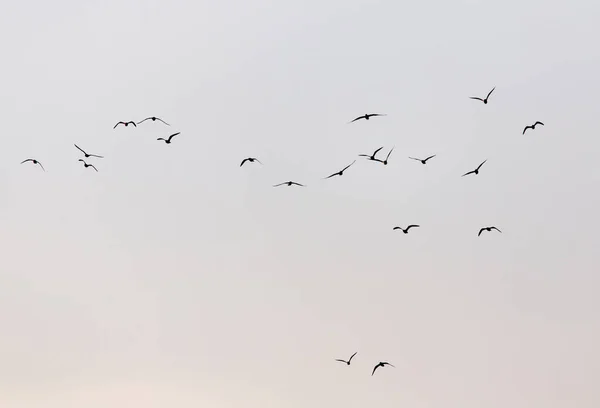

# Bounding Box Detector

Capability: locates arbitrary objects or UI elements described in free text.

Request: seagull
[372,362,395,376]
[409,155,436,164]
[470,87,495,104]
[478,226,502,236]
[273,181,305,187]
[157,132,180,144]
[324,161,356,179]
[375,147,394,165]
[74,144,103,159]
[359,147,384,161]
[20,159,45,171]
[523,121,544,134]
[137,116,170,126]
[393,225,420,234]
[462,160,487,177]
[335,352,357,366]
[78,159,98,172]
[349,113,386,123]
[113,121,136,128]
[240,157,262,167]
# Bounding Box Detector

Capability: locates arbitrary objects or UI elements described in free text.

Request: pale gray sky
[1,0,599,407]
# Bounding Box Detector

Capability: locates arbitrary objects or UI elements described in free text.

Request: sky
[1,0,599,407]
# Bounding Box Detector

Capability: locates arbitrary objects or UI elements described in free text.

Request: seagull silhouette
[372,362,395,376]
[324,161,356,179]
[74,144,103,159]
[409,155,436,164]
[349,113,386,123]
[375,147,394,165]
[20,159,45,171]
[240,157,262,167]
[157,132,180,144]
[478,226,502,236]
[359,147,384,161]
[336,352,357,366]
[78,159,98,172]
[470,87,495,104]
[113,121,136,128]
[393,225,420,234]
[273,181,305,187]
[523,121,544,134]
[137,116,170,126]
[462,160,487,177]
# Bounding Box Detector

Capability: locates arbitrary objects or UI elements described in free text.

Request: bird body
[138,116,170,126]
[523,121,544,134]
[240,157,262,167]
[335,352,357,366]
[469,87,495,104]
[324,161,356,179]
[273,181,305,187]
[20,158,45,171]
[349,113,386,123]
[157,132,180,144]
[478,226,502,236]
[409,155,436,164]
[78,159,98,172]
[113,121,136,128]
[393,225,419,234]
[462,160,487,177]
[372,361,394,376]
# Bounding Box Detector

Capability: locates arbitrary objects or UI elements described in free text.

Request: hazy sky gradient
[1,0,599,407]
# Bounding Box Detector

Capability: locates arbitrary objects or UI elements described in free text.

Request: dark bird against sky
[349,113,386,123]
[137,116,170,126]
[157,132,180,144]
[375,147,394,165]
[372,361,395,376]
[20,159,45,171]
[240,157,262,167]
[273,181,305,187]
[409,155,436,164]
[393,225,420,234]
[469,87,495,104]
[78,159,98,172]
[359,147,384,162]
[113,121,136,128]
[478,226,502,236]
[74,144,103,159]
[462,160,487,177]
[335,352,357,366]
[523,121,544,134]
[324,160,356,179]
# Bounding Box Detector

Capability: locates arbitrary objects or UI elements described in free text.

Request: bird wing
[478,228,485,236]
[534,121,544,126]
[113,122,122,129]
[335,359,347,363]
[37,162,45,171]
[373,147,384,157]
[393,227,401,230]
[406,225,420,230]
[372,364,381,376]
[324,172,338,179]
[240,159,249,167]
[491,227,502,233]
[383,362,395,368]
[20,159,33,164]
[370,113,386,117]
[74,144,86,155]
[168,132,180,141]
[156,117,170,126]
[348,352,357,362]
[408,157,421,161]
[89,154,104,159]
[523,126,531,134]
[137,117,150,125]
[90,165,98,172]
[424,155,436,161]
[341,161,356,172]
[129,121,137,127]
[462,170,475,177]
[385,147,395,161]
[476,159,487,170]
[349,115,366,123]
[291,182,305,186]
[469,97,484,101]
[486,87,496,99]
[157,138,165,141]
[273,182,286,187]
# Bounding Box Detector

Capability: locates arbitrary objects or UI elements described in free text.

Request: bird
[273,181,305,187]
[359,147,384,161]
[324,161,356,179]
[478,226,502,236]
[393,225,420,234]
[372,362,395,376]
[470,87,495,104]
[157,132,180,144]
[78,159,98,172]
[240,157,262,167]
[462,160,487,177]
[113,121,136,128]
[523,121,544,134]
[137,116,170,126]
[375,147,394,165]
[409,155,436,164]
[74,144,103,159]
[20,159,45,171]
[335,352,357,366]
[349,113,386,123]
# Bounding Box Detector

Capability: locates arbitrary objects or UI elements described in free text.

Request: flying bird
[137,116,170,126]
[372,362,395,376]
[522,121,544,134]
[273,181,305,187]
[349,113,386,123]
[20,159,45,171]
[393,225,420,234]
[157,132,180,144]
[336,352,357,366]
[324,161,356,179]
[478,226,502,236]
[375,147,394,165]
[74,144,103,159]
[240,157,262,167]
[78,159,98,172]
[409,155,436,164]
[469,87,495,104]
[359,147,384,161]
[113,121,136,128]
[462,160,487,177]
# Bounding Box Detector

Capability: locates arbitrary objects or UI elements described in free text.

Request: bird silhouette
[478,226,502,236]
[359,147,384,161]
[157,132,180,144]
[523,121,544,134]
[273,181,305,187]
[409,155,436,164]
[372,362,395,376]
[324,161,356,179]
[349,113,386,123]
[240,157,262,167]
[74,144,103,159]
[137,116,170,126]
[393,225,420,234]
[375,147,394,165]
[78,159,98,172]
[113,121,136,128]
[462,160,487,177]
[335,352,357,366]
[470,87,495,104]
[20,159,45,171]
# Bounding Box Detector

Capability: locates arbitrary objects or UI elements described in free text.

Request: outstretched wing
[523,125,532,135]
[240,158,249,167]
[478,228,485,236]
[335,359,347,363]
[341,160,356,173]
[74,144,86,155]
[90,164,98,172]
[534,121,544,126]
[290,182,305,187]
[349,115,366,123]
[385,147,394,161]
[89,154,104,159]
[424,155,436,161]
[156,117,170,126]
[486,87,496,99]
[323,172,338,179]
[491,227,502,233]
[372,364,380,376]
[273,182,287,187]
[476,160,487,170]
[462,170,475,177]
[406,225,420,230]
[128,121,137,127]
[37,162,45,171]
[113,122,123,129]
[348,352,357,362]
[408,157,421,161]
[167,132,180,142]
[20,159,33,164]
[469,97,484,101]
[393,226,401,230]
[137,117,151,125]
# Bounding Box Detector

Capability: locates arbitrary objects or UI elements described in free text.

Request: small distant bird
[137,116,170,126]
[324,161,356,179]
[273,181,305,187]
[359,147,384,161]
[470,87,495,104]
[20,158,45,171]
[375,147,394,165]
[478,226,502,236]
[240,157,262,167]
[74,144,103,159]
[157,132,180,144]
[349,113,386,123]
[393,225,420,234]
[78,159,98,172]
[523,121,544,135]
[462,160,487,177]
[336,352,357,366]
[113,121,136,128]
[372,362,395,376]
[409,155,436,164]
